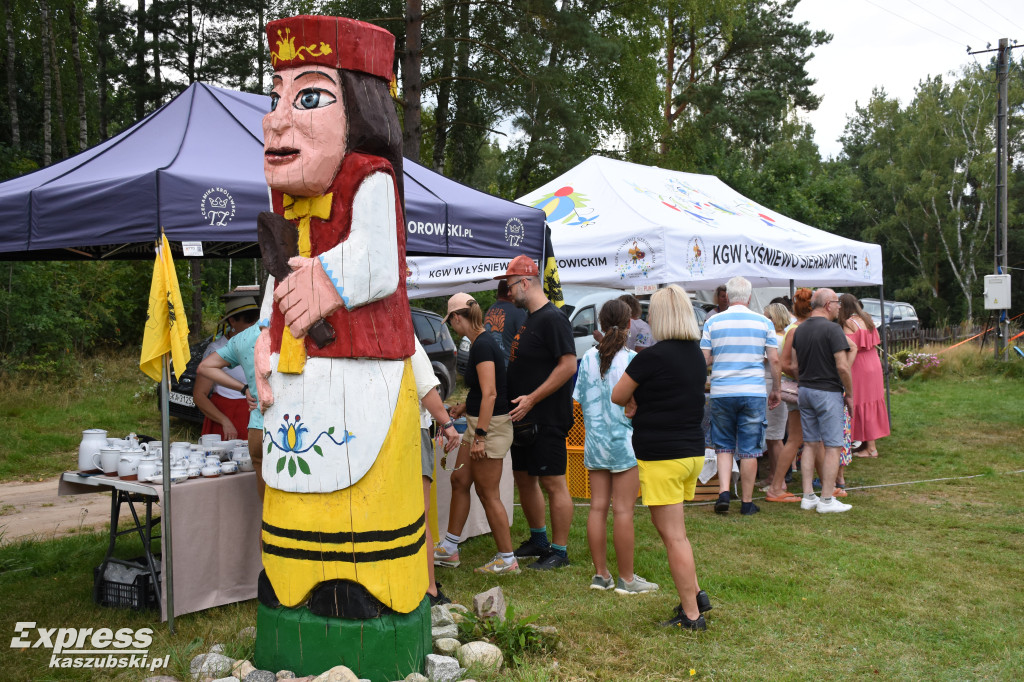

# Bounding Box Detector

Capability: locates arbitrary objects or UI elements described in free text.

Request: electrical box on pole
[984,274,1011,310]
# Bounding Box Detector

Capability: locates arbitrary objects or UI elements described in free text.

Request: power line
[939,0,1015,41]
[860,0,966,47]
[900,0,988,46]
[975,0,1024,35]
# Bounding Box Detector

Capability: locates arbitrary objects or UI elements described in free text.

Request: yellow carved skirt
[261,361,426,614]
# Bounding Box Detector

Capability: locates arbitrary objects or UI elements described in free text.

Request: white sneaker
[615,575,660,594]
[800,494,820,510]
[816,497,852,514]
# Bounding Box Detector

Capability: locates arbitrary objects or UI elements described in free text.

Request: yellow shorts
[463,414,513,459]
[638,457,702,506]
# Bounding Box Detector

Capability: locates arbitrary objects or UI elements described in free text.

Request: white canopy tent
[405,155,883,297]
[521,155,882,289]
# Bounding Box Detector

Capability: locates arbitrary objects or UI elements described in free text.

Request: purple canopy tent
[0,82,545,263]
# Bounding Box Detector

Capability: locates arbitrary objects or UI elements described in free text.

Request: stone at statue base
[254,597,431,682]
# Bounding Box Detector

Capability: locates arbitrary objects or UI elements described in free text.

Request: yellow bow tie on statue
[277,193,333,374]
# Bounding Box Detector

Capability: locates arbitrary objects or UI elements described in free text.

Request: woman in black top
[612,285,711,631]
[435,293,518,575]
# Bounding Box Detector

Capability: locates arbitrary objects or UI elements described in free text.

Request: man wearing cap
[195,291,261,441]
[497,254,577,570]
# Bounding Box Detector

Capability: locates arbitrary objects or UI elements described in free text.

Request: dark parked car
[166,307,457,423]
[859,298,919,335]
[411,306,458,400]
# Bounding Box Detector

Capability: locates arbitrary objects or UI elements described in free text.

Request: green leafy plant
[457,603,557,667]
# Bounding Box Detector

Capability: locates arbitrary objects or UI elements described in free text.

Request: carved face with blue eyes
[263,66,348,196]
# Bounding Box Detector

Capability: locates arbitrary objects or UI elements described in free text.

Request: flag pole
[155,232,174,634]
[160,351,175,633]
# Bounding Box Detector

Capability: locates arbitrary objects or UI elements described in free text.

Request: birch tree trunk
[135,0,146,120]
[431,0,455,172]
[46,7,69,159]
[41,0,53,165]
[69,0,87,151]
[2,0,18,148]
[152,0,161,99]
[97,0,108,138]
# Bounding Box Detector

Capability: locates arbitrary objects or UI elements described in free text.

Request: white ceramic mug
[200,434,222,446]
[93,447,122,475]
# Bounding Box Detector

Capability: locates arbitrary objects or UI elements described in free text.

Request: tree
[840,61,1024,323]
[2,0,19,148]
[658,0,829,170]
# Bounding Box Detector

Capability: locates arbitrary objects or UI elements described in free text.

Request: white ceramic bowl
[220,461,238,475]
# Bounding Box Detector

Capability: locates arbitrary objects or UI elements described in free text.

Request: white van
[563,285,631,359]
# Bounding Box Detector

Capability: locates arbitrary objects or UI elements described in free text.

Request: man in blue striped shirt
[701,276,781,516]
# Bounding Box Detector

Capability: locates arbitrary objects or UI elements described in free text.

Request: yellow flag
[139,233,191,382]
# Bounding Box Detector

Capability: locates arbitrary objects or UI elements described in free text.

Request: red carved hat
[266,15,395,81]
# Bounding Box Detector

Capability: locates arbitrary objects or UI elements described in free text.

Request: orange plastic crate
[566,401,585,447]
[566,446,591,498]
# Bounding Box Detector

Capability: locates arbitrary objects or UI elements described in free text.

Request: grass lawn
[1,351,1022,680]
[0,350,198,482]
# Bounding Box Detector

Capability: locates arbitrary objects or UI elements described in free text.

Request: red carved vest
[268,153,414,360]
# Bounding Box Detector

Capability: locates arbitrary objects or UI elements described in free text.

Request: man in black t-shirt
[789,288,855,514]
[496,255,577,570]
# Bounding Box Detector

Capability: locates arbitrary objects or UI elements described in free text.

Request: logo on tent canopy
[685,237,707,278]
[200,187,236,227]
[505,217,525,247]
[615,236,655,280]
[530,187,598,226]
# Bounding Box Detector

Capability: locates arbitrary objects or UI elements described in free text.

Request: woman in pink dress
[839,294,890,457]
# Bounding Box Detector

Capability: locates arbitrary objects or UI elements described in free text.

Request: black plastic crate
[93,559,160,611]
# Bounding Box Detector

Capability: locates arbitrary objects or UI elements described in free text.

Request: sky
[790,0,1024,159]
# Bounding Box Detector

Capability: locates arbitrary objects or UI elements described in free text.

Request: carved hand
[274,256,344,337]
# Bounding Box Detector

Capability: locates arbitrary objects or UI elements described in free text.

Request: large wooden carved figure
[252,15,429,680]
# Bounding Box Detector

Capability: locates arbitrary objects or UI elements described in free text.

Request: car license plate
[168,392,194,407]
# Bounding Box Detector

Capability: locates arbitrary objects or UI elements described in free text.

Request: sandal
[766,491,801,503]
[867,449,879,458]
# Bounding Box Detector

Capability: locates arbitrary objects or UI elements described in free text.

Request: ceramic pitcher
[78,429,108,473]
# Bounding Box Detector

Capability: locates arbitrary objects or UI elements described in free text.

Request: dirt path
[0,476,138,541]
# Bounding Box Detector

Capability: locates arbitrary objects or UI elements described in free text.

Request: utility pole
[971,38,1018,359]
[995,38,1009,360]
